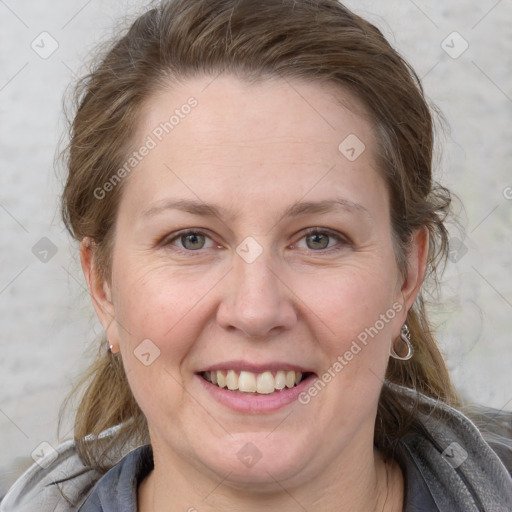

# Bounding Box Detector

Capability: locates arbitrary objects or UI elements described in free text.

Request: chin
[198,433,312,489]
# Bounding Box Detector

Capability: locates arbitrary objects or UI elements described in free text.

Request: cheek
[299,261,400,384]
[108,261,205,401]
[111,263,213,426]
[300,260,399,332]
[113,257,217,346]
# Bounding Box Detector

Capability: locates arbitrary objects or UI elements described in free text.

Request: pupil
[182,233,205,250]
[307,233,328,250]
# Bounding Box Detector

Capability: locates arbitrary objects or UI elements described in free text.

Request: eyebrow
[284,198,370,218]
[141,198,370,221]
[143,199,225,219]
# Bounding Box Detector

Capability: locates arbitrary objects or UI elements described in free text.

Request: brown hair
[61,0,459,470]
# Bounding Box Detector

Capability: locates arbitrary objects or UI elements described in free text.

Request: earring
[106,338,117,354]
[390,324,413,361]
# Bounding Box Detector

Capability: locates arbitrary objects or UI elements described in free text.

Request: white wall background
[1,0,511,496]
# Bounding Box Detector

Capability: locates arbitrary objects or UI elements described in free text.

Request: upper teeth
[204,370,303,394]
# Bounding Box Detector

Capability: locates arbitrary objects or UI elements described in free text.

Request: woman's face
[86,75,425,489]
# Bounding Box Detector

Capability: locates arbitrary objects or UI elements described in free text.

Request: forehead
[122,74,385,217]
[140,74,374,152]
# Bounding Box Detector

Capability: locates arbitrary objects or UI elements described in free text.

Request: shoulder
[0,425,135,512]
[0,438,102,512]
[1,425,149,512]
[390,383,512,511]
[79,445,152,512]
[463,403,512,477]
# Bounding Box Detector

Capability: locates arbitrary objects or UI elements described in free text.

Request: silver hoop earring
[106,338,114,353]
[390,324,413,361]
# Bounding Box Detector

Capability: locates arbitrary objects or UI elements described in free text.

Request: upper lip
[198,360,316,374]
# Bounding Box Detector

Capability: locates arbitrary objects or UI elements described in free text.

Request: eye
[165,230,217,251]
[294,228,349,252]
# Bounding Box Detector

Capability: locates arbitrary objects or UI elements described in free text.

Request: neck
[138,444,403,512]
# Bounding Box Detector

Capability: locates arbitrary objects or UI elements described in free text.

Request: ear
[400,226,429,312]
[80,238,118,345]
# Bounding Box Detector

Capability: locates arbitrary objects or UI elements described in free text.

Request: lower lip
[196,373,316,413]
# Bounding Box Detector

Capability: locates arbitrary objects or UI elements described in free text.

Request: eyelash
[162,228,351,255]
[296,227,350,252]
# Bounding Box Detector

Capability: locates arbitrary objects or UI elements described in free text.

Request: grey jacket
[2,384,512,511]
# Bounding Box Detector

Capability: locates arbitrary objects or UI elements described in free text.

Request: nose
[216,249,297,338]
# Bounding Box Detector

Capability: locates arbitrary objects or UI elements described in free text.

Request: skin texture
[81,75,428,511]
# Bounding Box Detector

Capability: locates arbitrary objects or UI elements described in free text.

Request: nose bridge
[217,243,296,337]
[236,252,276,301]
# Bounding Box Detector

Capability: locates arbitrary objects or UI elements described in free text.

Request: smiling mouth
[200,370,313,394]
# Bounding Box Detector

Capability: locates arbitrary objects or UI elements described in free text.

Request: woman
[2,0,511,510]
